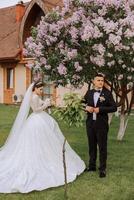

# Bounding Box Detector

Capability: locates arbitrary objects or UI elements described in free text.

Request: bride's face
[35,86,44,96]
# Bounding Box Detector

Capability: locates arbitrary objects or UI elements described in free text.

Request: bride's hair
[32,81,44,91]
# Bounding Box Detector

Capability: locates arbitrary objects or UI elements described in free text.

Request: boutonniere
[99,95,105,102]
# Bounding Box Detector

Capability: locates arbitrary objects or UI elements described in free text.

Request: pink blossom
[74,62,83,72]
[118,59,123,64]
[34,62,41,70]
[72,74,80,80]
[107,53,113,58]
[123,46,130,51]
[46,40,51,46]
[92,17,105,27]
[124,29,134,38]
[131,67,134,72]
[103,21,118,34]
[93,26,103,38]
[24,0,134,87]
[81,24,94,41]
[58,40,64,49]
[45,65,51,70]
[90,55,105,67]
[122,64,126,69]
[40,57,47,65]
[127,76,132,80]
[107,60,115,67]
[108,34,121,46]
[92,44,105,55]
[63,0,71,9]
[118,74,123,80]
[57,63,67,75]
[67,49,78,60]
[69,26,78,40]
[98,6,107,16]
[71,12,81,24]
[23,48,28,56]
[57,20,67,29]
[116,28,123,36]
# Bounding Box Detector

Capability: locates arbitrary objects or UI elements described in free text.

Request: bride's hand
[44,98,51,107]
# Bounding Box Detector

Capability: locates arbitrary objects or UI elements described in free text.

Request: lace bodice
[30,93,50,113]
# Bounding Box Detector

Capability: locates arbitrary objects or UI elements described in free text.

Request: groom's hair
[94,73,105,79]
[32,81,44,91]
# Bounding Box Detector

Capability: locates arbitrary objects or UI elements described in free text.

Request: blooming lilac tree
[24,0,134,140]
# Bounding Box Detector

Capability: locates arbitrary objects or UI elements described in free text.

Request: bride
[0,81,85,193]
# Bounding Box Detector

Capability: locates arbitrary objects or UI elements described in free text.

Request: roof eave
[0,50,21,63]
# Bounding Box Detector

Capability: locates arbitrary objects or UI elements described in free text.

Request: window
[7,68,14,89]
[32,72,54,100]
[43,75,53,99]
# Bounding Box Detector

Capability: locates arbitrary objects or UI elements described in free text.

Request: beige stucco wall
[0,66,3,103]
[56,83,88,106]
[15,64,26,97]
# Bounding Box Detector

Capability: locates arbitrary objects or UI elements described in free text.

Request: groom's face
[93,76,104,89]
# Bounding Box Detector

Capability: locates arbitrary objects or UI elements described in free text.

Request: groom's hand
[94,107,99,113]
[85,106,94,113]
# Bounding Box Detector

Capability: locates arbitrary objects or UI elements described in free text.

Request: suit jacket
[84,87,117,127]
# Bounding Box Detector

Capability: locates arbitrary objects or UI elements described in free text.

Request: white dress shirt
[93,89,102,120]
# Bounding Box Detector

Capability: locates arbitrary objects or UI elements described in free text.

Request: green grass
[0,104,134,200]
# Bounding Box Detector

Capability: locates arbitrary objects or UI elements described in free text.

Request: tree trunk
[108,113,113,125]
[117,113,128,141]
[114,107,120,117]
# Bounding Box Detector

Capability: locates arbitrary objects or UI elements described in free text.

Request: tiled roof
[0,6,20,60]
[0,3,29,61]
[0,0,62,61]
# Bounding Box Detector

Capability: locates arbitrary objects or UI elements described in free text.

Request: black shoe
[84,167,96,172]
[99,170,106,178]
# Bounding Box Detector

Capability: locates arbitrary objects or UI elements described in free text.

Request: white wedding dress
[0,83,85,193]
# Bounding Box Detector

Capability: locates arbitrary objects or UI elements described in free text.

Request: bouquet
[53,93,85,127]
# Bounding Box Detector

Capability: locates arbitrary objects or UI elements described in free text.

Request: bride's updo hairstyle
[32,81,44,91]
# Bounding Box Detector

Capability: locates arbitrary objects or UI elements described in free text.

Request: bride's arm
[32,95,51,113]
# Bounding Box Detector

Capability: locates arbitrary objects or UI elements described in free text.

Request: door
[4,67,15,104]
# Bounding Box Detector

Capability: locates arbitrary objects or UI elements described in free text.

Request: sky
[0,0,31,8]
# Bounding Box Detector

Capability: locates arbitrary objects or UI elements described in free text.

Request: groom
[84,73,117,178]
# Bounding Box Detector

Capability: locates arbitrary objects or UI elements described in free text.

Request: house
[0,0,88,105]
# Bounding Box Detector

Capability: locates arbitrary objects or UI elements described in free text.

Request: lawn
[0,104,134,200]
